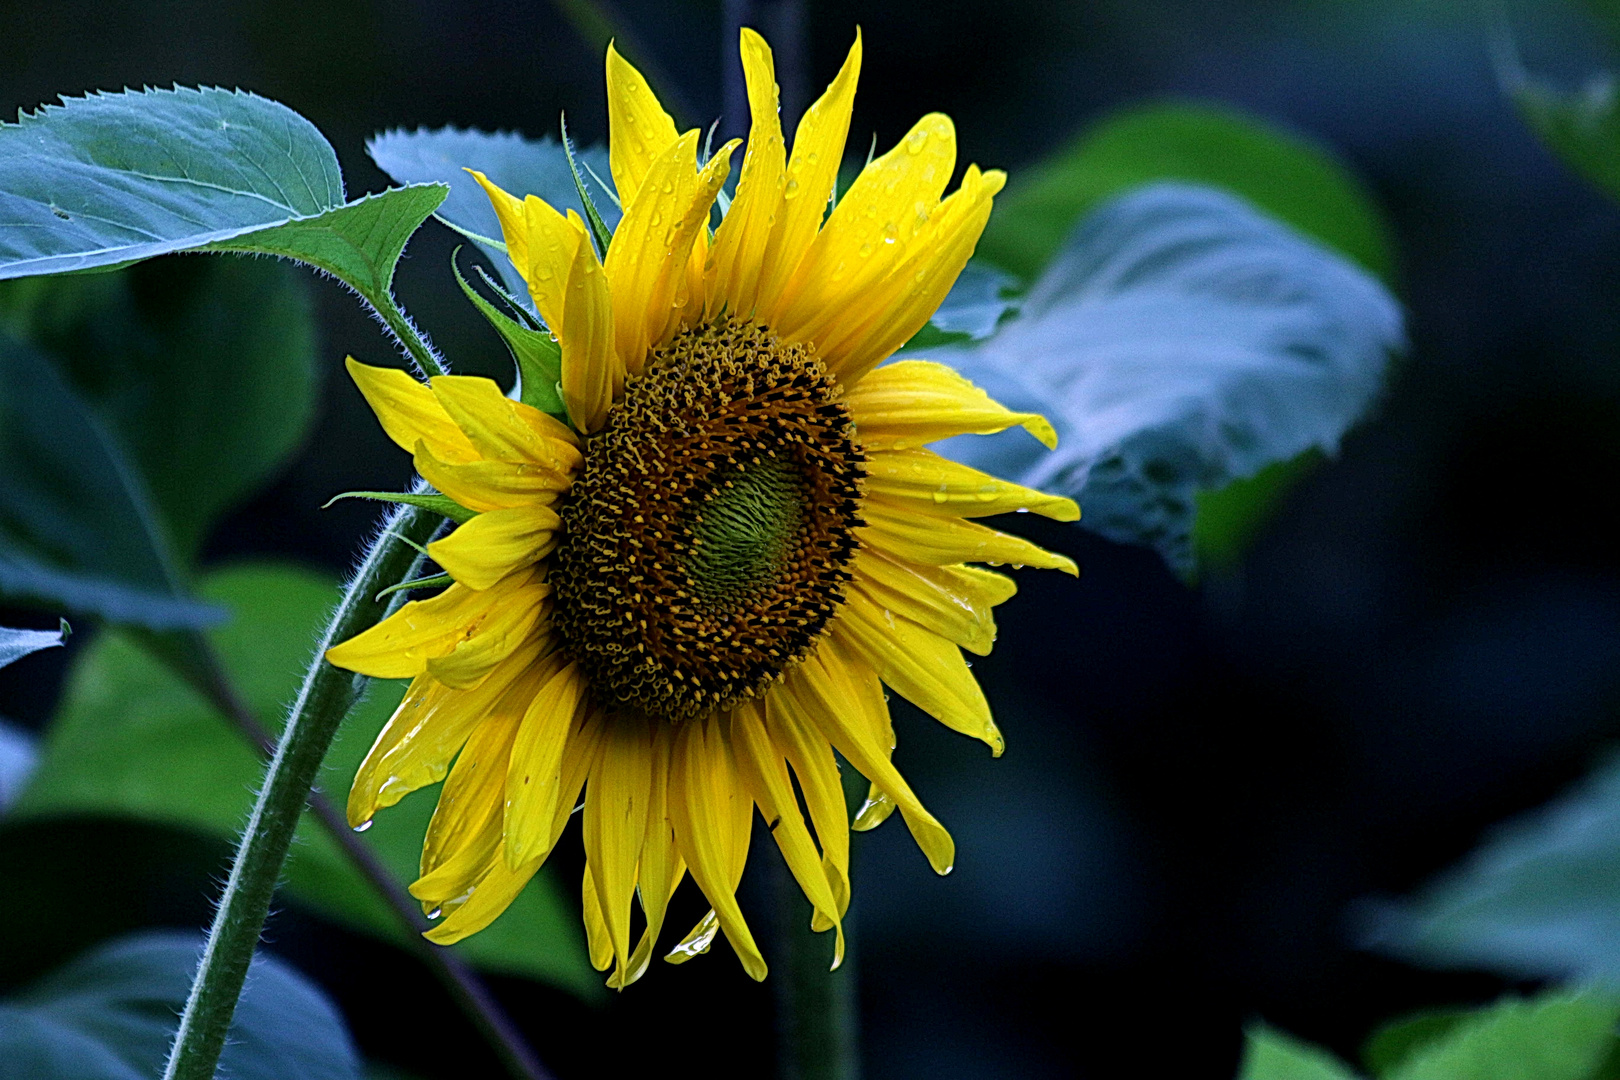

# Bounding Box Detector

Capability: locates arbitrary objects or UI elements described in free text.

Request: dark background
[3,1,1619,1076]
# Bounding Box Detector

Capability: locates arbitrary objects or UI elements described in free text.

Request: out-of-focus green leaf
[0,258,316,563]
[1362,1008,1470,1078]
[0,930,358,1080]
[1513,75,1620,205]
[1389,990,1620,1080]
[0,622,64,669]
[1364,748,1620,987]
[0,329,221,628]
[977,100,1394,283]
[1191,451,1323,572]
[12,563,598,996]
[1238,1024,1362,1080]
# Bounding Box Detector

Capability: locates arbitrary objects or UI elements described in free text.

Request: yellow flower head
[327,28,1079,988]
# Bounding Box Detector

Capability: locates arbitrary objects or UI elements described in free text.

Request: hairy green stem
[162,503,444,1080]
[139,627,551,1080]
[373,292,449,379]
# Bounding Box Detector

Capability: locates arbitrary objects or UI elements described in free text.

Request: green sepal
[322,490,475,524]
[450,248,567,418]
[561,114,615,259]
[375,572,453,602]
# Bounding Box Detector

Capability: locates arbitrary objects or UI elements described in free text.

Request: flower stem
[161,503,445,1080]
[774,859,861,1080]
[137,626,551,1080]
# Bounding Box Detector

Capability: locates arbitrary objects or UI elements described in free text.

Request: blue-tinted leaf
[929,261,1021,340]
[0,931,358,1080]
[0,623,63,669]
[1239,1024,1362,1080]
[0,330,222,628]
[1363,748,1620,984]
[368,126,616,302]
[0,718,37,812]
[0,87,343,279]
[936,183,1403,574]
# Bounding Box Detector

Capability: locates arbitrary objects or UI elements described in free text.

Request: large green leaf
[977,100,1394,283]
[939,184,1401,575]
[1390,991,1620,1080]
[0,86,447,312]
[0,931,358,1080]
[1513,75,1620,206]
[0,257,316,563]
[11,563,598,996]
[1238,1024,1361,1080]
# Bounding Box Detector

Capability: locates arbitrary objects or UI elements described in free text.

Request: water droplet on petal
[906,129,929,154]
[426,907,443,920]
[352,820,373,833]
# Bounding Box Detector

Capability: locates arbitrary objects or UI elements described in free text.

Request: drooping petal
[762,692,851,918]
[324,569,546,681]
[503,660,590,867]
[706,28,786,319]
[582,712,656,980]
[846,358,1056,451]
[817,165,1007,383]
[604,131,737,375]
[667,714,767,980]
[857,501,1078,575]
[420,854,543,945]
[606,42,681,208]
[345,358,477,464]
[864,447,1080,520]
[851,548,1015,656]
[837,588,1001,753]
[429,376,582,466]
[347,636,544,826]
[772,112,956,349]
[423,593,549,691]
[621,722,684,987]
[581,867,615,972]
[754,30,862,323]
[427,504,561,591]
[784,637,956,875]
[413,442,571,512]
[730,701,845,967]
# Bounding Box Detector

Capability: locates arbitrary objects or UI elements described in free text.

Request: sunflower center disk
[551,320,865,723]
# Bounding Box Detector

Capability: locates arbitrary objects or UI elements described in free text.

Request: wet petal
[851,547,1015,656]
[606,42,681,207]
[706,28,786,319]
[762,693,851,917]
[413,442,571,512]
[857,501,1078,575]
[621,723,684,987]
[503,661,590,866]
[863,447,1079,520]
[429,375,582,466]
[428,504,561,591]
[345,358,477,464]
[582,713,655,981]
[847,358,1056,450]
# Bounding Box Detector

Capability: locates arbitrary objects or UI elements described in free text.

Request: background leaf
[936,183,1403,574]
[10,562,598,996]
[0,930,358,1080]
[368,126,616,303]
[1238,1024,1362,1080]
[1511,73,1620,206]
[0,87,344,279]
[975,100,1395,283]
[1362,747,1620,986]
[0,623,64,669]
[1388,990,1620,1080]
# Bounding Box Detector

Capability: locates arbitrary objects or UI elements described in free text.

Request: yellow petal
[581,867,615,972]
[755,30,862,323]
[853,782,897,831]
[857,501,1078,576]
[428,505,560,591]
[621,723,685,987]
[838,588,1001,754]
[345,358,477,464]
[558,222,621,433]
[773,112,956,350]
[705,28,786,319]
[324,569,545,681]
[582,713,655,981]
[730,701,844,967]
[347,637,545,826]
[503,661,589,867]
[668,714,767,981]
[423,593,548,691]
[467,169,533,285]
[817,166,1006,382]
[762,693,851,917]
[847,358,1057,450]
[665,908,720,964]
[467,172,579,333]
[604,131,737,376]
[413,442,571,513]
[606,41,680,208]
[864,447,1079,520]
[784,638,955,875]
[420,853,542,945]
[851,548,1015,656]
[429,376,582,467]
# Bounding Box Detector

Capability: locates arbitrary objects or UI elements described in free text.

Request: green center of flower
[550,320,865,723]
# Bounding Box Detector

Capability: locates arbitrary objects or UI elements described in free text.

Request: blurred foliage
[0,931,360,1080]
[1242,990,1620,1080]
[9,563,598,997]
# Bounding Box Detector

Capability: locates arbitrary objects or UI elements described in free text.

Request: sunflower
[326,28,1078,988]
